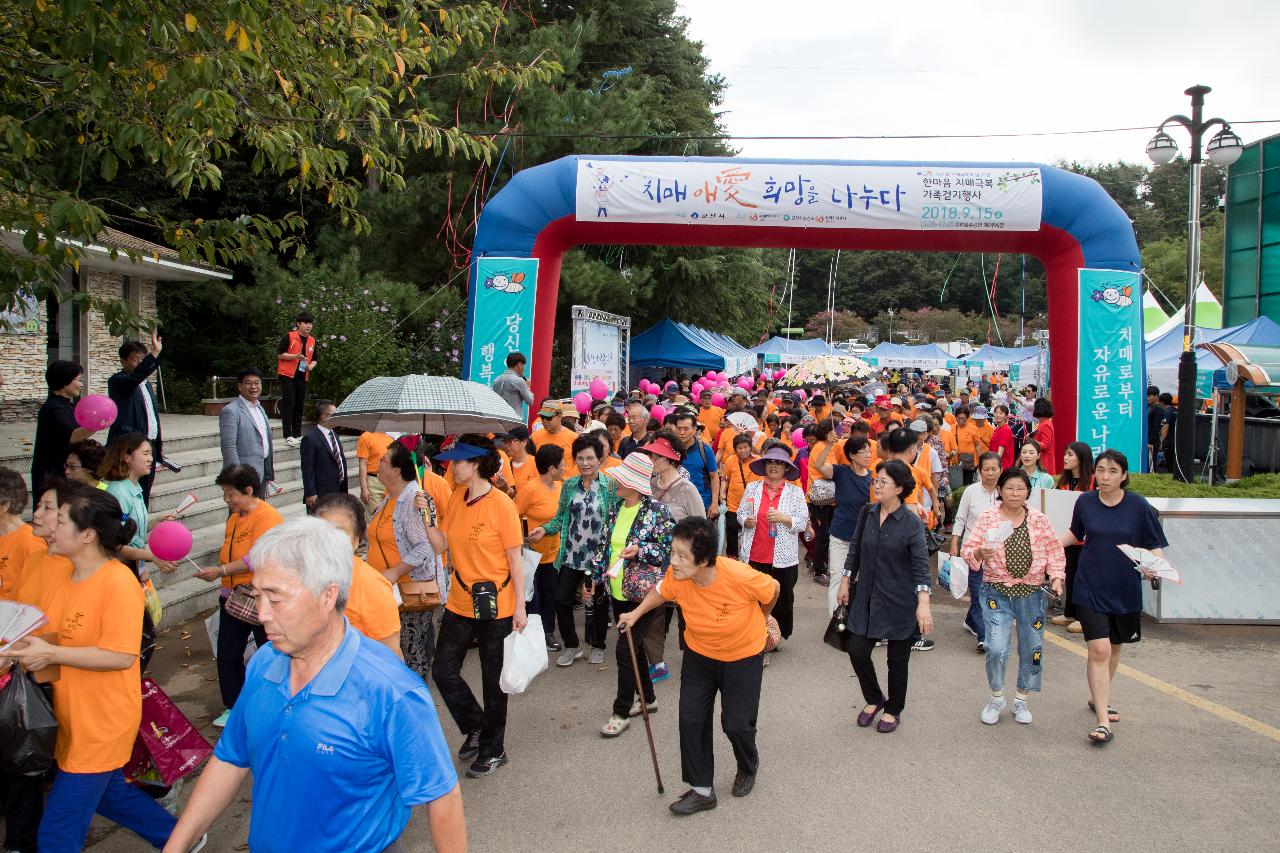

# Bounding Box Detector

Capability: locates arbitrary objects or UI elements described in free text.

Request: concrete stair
[0,415,361,626]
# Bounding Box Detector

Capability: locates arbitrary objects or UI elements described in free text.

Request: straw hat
[605,453,654,496]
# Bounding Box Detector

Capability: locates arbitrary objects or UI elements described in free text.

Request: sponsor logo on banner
[1077,268,1144,461]
[575,160,1043,232]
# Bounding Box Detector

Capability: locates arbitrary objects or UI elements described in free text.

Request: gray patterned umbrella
[329,374,525,435]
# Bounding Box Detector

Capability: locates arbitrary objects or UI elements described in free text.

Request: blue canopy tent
[750,336,841,366]
[630,318,756,376]
[1146,316,1280,398]
[965,344,1040,369]
[862,342,952,369]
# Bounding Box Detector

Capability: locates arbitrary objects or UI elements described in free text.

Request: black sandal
[1088,700,1120,722]
[1089,725,1113,744]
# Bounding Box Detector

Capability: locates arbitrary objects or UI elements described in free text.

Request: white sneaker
[556,647,584,667]
[285,437,301,447]
[1012,698,1033,724]
[587,647,606,665]
[981,696,1006,725]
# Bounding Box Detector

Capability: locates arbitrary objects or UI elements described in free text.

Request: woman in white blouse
[950,451,1002,652]
[737,443,809,651]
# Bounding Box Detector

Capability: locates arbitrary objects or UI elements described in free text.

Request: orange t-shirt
[531,428,578,478]
[443,488,523,619]
[658,557,777,662]
[715,426,739,462]
[721,453,762,512]
[515,478,561,564]
[418,471,453,522]
[13,551,71,607]
[367,495,402,572]
[0,523,46,601]
[356,432,395,475]
[220,500,284,588]
[508,457,539,496]
[697,406,725,444]
[35,558,144,773]
[974,421,995,449]
[954,422,986,458]
[346,556,400,642]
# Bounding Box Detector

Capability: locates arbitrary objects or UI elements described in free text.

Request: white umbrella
[329,375,525,435]
[927,368,951,377]
[778,355,874,387]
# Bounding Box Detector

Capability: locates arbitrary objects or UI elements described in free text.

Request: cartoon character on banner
[1090,284,1133,308]
[484,270,527,294]
[585,161,631,219]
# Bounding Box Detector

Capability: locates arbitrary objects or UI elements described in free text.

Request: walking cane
[623,625,664,795]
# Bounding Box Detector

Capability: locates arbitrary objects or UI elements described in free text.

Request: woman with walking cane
[616,517,779,816]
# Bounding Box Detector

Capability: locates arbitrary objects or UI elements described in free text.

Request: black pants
[279,372,308,439]
[809,503,834,574]
[217,599,268,709]
[610,599,657,717]
[1063,545,1081,619]
[432,610,513,761]
[848,633,913,716]
[750,561,797,639]
[2,769,45,853]
[679,648,763,789]
[724,511,741,560]
[528,563,558,637]
[555,566,607,650]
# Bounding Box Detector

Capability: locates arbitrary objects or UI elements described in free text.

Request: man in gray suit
[219,367,276,484]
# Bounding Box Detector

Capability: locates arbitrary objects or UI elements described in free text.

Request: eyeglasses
[872,477,895,487]
[63,462,83,471]
[240,380,263,387]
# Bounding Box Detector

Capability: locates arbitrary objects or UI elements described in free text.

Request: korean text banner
[1077,269,1144,462]
[467,257,538,414]
[575,160,1043,232]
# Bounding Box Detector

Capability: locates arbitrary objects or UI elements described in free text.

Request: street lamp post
[1145,85,1243,481]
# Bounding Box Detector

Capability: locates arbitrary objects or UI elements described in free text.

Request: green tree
[0,0,557,331]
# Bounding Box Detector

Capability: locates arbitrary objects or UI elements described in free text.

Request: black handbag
[823,604,850,652]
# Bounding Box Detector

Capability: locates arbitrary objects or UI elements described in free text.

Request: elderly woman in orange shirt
[314,491,402,659]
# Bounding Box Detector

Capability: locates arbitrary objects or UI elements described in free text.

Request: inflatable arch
[463,156,1141,449]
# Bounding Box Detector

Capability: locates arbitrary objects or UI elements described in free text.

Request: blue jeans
[964,569,985,641]
[982,584,1046,694]
[38,768,176,852]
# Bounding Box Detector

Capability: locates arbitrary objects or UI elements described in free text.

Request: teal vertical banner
[466,257,539,418]
[1077,268,1144,462]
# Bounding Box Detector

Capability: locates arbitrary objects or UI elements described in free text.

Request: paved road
[81,573,1280,852]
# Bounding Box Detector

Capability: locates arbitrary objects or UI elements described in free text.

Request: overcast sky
[675,0,1276,165]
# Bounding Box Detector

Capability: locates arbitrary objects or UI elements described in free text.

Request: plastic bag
[521,549,541,602]
[499,614,546,694]
[205,610,257,664]
[0,669,58,776]
[124,677,213,787]
[940,555,969,600]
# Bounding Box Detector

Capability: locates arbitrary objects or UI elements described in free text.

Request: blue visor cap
[434,443,490,462]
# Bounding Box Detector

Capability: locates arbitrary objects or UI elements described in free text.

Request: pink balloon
[573,392,592,414]
[650,404,667,422]
[737,376,753,390]
[796,389,808,402]
[791,428,807,449]
[691,381,705,397]
[74,394,117,431]
[711,392,725,408]
[147,520,193,562]
[774,368,786,380]
[589,380,608,400]
[664,381,677,394]
[640,379,653,394]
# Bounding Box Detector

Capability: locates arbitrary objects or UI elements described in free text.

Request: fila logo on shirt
[315,743,335,756]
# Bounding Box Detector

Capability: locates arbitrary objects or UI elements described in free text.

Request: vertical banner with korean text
[1077,269,1144,462]
[466,257,539,419]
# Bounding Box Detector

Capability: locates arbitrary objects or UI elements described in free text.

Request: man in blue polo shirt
[163,518,465,853]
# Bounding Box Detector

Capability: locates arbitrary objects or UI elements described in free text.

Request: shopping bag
[940,555,969,600]
[521,548,541,602]
[0,669,58,776]
[124,678,213,787]
[499,614,547,694]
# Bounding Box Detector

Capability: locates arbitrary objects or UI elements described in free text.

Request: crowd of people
[0,331,1171,849]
